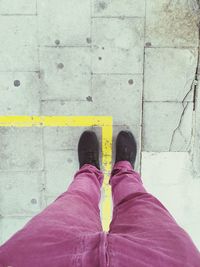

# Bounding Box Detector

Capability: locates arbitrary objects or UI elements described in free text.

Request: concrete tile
[141,152,192,186]
[44,150,78,196]
[38,0,91,46]
[143,102,193,151]
[43,126,96,150]
[91,74,143,125]
[0,217,32,245]
[92,0,145,17]
[141,152,200,250]
[141,151,189,221]
[0,0,36,14]
[146,0,199,47]
[0,172,43,215]
[144,48,198,101]
[0,16,38,71]
[41,100,93,115]
[0,72,40,115]
[39,47,91,100]
[92,18,144,73]
[0,128,43,171]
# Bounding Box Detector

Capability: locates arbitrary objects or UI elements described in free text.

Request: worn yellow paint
[0,116,113,231]
[101,125,113,230]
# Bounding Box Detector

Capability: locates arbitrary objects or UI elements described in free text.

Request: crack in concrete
[169,0,200,152]
[169,101,190,151]
[184,78,197,103]
[190,2,200,176]
[169,77,196,151]
[190,0,200,155]
[192,47,200,111]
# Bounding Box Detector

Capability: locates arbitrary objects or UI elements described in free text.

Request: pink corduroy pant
[0,161,199,267]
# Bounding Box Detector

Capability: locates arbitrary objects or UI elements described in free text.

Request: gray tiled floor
[39,47,91,100]
[143,102,193,151]
[0,16,38,71]
[92,0,145,17]
[91,18,144,73]
[0,128,43,171]
[0,72,40,115]
[0,0,200,249]
[144,48,197,101]
[38,0,91,46]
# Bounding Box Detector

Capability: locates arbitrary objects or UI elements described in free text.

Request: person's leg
[0,131,104,267]
[107,131,200,267]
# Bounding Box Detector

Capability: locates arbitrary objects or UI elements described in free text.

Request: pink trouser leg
[0,164,104,267]
[107,161,200,267]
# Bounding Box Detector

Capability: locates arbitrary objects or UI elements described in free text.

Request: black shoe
[115,131,137,168]
[78,131,100,169]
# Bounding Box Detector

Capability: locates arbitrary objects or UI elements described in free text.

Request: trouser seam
[99,231,109,267]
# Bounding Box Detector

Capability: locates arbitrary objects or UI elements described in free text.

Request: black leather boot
[115,131,137,169]
[78,131,100,169]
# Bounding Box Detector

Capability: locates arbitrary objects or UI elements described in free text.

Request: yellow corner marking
[0,116,113,231]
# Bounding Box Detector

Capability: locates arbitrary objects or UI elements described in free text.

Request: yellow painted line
[0,116,113,231]
[102,125,113,229]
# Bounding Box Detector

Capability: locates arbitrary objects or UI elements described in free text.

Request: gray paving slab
[0,72,40,115]
[143,102,194,151]
[0,172,43,216]
[38,0,91,46]
[0,16,38,71]
[0,128,43,171]
[91,74,143,125]
[41,100,93,115]
[91,18,144,73]
[0,0,36,14]
[39,47,91,100]
[92,0,145,17]
[43,126,91,151]
[144,48,198,101]
[141,151,200,249]
[44,150,78,196]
